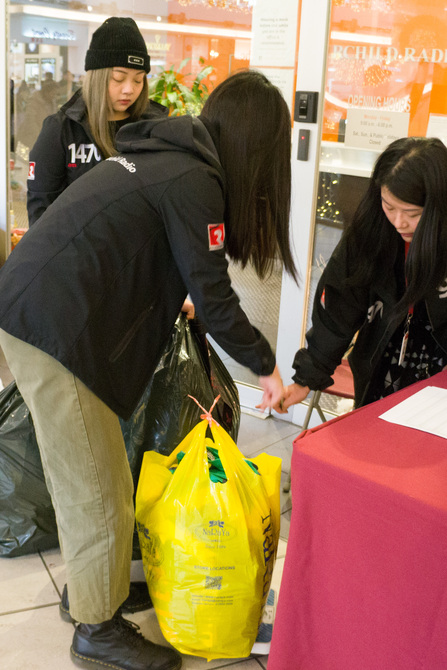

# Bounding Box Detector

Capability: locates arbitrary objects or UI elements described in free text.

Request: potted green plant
[147,57,214,116]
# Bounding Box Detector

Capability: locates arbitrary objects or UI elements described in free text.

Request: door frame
[1,8,8,262]
[239,0,332,426]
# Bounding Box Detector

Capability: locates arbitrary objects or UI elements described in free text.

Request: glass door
[310,0,447,334]
[308,0,447,417]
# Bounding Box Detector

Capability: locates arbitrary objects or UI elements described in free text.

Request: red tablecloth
[268,371,447,670]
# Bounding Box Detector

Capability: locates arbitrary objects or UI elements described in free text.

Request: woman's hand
[256,365,285,411]
[181,298,195,320]
[273,383,310,413]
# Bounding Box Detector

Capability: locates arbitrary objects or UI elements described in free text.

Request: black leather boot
[71,612,182,669]
[60,583,153,623]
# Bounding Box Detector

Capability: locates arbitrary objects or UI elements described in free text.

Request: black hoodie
[27,89,168,225]
[0,115,275,419]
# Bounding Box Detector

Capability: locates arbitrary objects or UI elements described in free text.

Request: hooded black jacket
[0,115,275,419]
[27,89,168,225]
[292,236,447,406]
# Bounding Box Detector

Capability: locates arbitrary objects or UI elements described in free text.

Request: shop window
[8,1,258,238]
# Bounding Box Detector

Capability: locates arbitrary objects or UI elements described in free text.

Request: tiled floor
[0,393,299,669]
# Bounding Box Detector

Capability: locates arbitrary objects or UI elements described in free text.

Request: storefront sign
[331,44,447,64]
[323,4,447,142]
[24,27,76,42]
[10,14,85,46]
[344,108,410,150]
[146,34,171,53]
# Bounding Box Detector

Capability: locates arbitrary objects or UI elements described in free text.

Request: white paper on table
[379,386,447,439]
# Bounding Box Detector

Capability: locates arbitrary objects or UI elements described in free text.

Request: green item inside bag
[169,445,260,483]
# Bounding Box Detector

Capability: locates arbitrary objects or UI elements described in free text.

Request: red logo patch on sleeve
[27,162,36,180]
[320,288,326,308]
[208,223,225,250]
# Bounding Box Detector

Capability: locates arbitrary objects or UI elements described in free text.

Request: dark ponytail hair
[344,136,447,317]
[200,70,297,282]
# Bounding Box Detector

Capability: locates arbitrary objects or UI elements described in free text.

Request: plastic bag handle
[165,397,258,490]
[187,394,220,428]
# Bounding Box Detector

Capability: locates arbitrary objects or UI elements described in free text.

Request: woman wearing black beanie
[26,16,167,226]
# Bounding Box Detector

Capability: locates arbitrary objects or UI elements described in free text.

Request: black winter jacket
[0,115,275,419]
[292,236,447,406]
[27,89,167,225]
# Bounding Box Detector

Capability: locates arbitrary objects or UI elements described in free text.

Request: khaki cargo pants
[0,329,134,624]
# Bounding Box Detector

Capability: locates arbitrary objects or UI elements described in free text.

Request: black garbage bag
[0,381,58,557]
[0,314,240,557]
[120,314,240,491]
[121,314,241,560]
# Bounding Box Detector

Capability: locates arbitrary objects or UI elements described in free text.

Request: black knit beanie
[85,17,150,73]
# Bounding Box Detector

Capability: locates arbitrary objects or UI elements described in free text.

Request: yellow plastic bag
[135,401,281,661]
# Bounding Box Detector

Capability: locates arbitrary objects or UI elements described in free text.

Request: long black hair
[344,136,447,316]
[200,70,297,282]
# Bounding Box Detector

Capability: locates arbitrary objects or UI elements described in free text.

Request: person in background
[26,16,167,226]
[15,79,30,128]
[278,136,447,414]
[56,69,79,107]
[0,69,297,670]
[16,79,58,154]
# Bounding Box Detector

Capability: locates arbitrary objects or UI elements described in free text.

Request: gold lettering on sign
[146,34,171,53]
[331,44,447,63]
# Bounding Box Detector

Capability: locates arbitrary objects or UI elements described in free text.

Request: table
[268,371,447,670]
